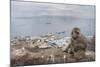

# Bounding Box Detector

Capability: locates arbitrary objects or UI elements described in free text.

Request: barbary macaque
[66,27,88,59]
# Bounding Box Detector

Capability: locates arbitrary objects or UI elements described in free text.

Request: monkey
[66,27,88,60]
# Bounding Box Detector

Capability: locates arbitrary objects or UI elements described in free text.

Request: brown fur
[67,27,87,59]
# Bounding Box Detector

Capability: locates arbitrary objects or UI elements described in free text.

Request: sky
[11,1,95,19]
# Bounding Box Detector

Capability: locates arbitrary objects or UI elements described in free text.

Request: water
[11,1,95,39]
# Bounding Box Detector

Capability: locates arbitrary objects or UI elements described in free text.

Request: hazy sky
[11,1,95,19]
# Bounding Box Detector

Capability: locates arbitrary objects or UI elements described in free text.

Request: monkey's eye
[75,31,79,34]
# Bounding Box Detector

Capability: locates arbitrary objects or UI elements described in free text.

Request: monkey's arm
[64,38,74,53]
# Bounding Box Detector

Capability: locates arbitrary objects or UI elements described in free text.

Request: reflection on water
[11,1,95,39]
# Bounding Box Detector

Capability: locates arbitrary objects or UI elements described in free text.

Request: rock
[11,34,95,66]
[85,50,95,59]
[11,47,29,66]
[11,47,27,57]
[38,43,52,48]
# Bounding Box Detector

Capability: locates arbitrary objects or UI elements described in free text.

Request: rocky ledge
[11,33,95,66]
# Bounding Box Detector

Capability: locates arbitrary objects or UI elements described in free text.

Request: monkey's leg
[74,50,86,60]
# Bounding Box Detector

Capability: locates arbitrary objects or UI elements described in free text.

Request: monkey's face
[71,28,81,40]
